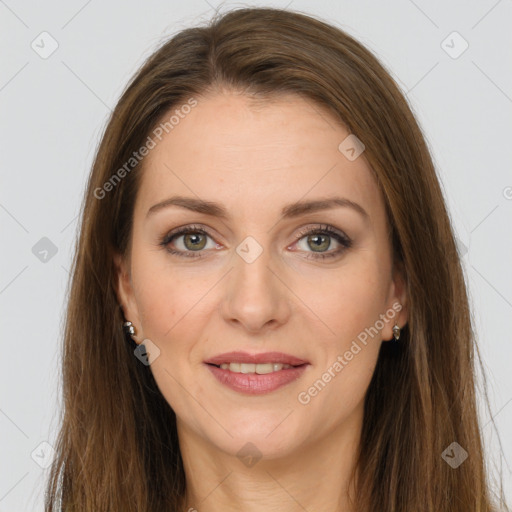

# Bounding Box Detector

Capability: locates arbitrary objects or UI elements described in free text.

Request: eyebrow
[146,195,369,221]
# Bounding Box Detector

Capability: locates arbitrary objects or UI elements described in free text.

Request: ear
[113,251,144,344]
[383,260,408,341]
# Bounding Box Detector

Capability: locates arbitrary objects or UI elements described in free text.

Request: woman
[44,6,508,512]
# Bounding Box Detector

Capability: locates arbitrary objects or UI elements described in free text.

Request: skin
[115,89,408,512]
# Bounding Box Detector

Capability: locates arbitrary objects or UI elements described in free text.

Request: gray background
[1,0,511,510]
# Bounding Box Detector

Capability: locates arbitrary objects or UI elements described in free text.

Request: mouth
[204,350,309,370]
[204,351,310,394]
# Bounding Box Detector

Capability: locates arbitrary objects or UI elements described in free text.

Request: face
[115,90,407,460]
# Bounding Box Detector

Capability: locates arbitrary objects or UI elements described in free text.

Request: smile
[215,362,295,374]
[205,363,309,394]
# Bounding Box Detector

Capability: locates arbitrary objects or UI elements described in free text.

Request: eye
[159,223,352,260]
[292,224,352,260]
[160,224,219,258]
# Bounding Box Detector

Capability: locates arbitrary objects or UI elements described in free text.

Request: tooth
[216,362,296,373]
[255,363,275,374]
[240,363,256,373]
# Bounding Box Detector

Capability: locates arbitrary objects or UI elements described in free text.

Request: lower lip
[205,363,309,394]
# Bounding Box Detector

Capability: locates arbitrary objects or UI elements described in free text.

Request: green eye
[305,233,331,252]
[181,232,208,251]
[160,223,352,261]
[294,224,352,260]
[161,225,215,258]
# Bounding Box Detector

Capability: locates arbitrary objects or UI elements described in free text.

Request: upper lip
[204,351,309,366]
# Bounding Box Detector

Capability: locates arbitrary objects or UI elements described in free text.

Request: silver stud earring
[123,321,136,337]
[392,324,401,342]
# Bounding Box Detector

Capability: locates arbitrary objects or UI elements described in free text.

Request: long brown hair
[45,7,508,511]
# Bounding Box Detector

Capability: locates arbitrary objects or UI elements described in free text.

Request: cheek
[131,263,207,412]
[292,257,388,349]
[293,260,387,416]
[295,281,383,433]
[131,252,211,342]
[134,274,176,339]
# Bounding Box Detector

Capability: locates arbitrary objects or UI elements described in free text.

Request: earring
[123,321,136,337]
[392,324,401,342]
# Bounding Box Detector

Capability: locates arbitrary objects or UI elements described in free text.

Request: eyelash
[159,223,352,261]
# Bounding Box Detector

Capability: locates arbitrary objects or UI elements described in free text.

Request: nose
[219,240,292,335]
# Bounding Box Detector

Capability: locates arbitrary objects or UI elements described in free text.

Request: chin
[204,413,306,461]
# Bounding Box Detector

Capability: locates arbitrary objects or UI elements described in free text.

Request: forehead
[135,91,384,225]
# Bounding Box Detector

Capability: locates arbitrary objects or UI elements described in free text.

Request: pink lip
[204,351,309,366]
[205,363,309,394]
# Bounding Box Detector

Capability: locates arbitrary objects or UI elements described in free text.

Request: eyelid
[292,223,351,243]
[162,223,213,241]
